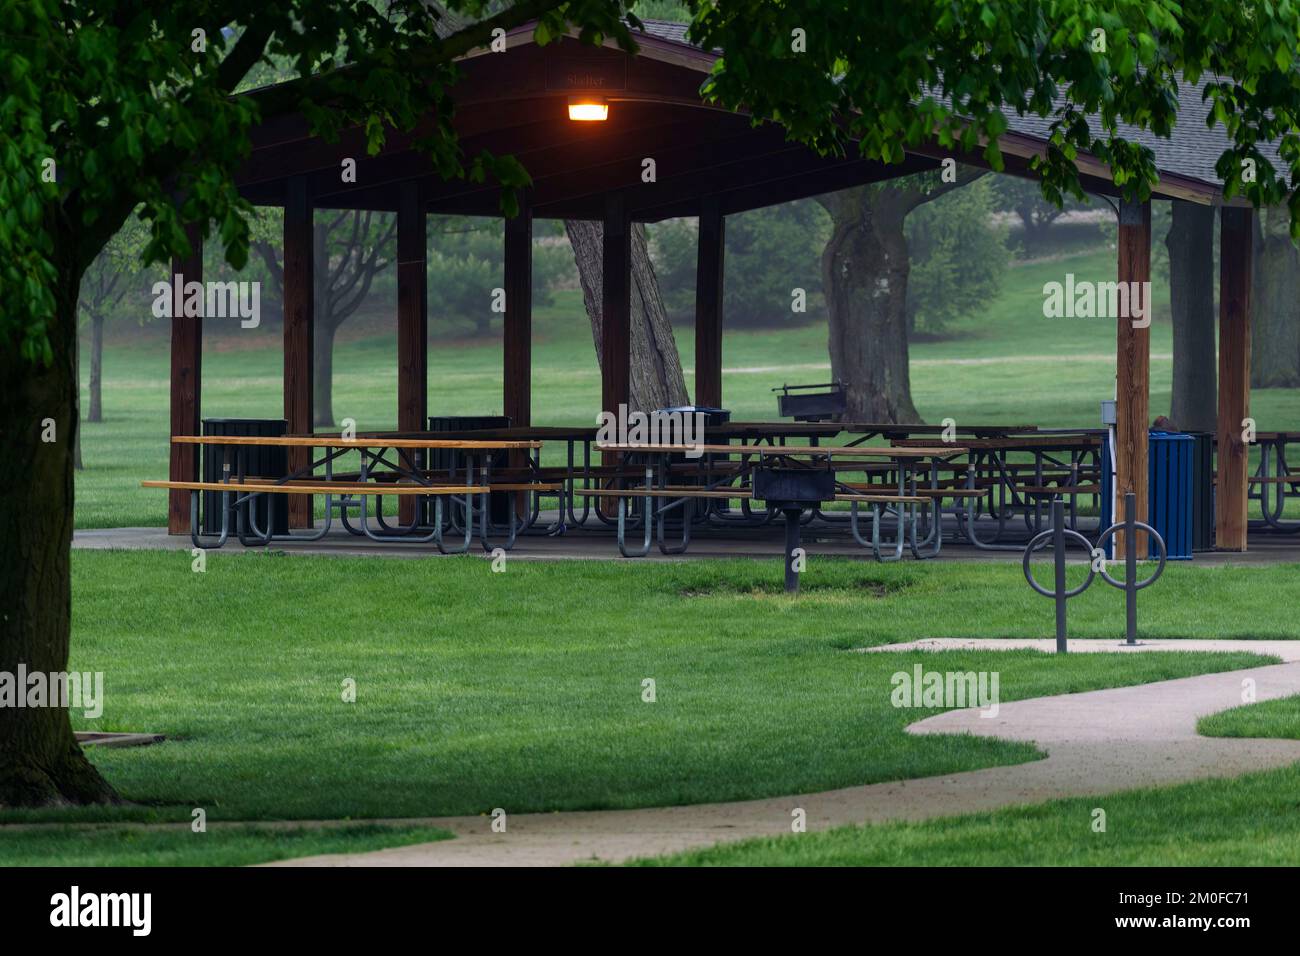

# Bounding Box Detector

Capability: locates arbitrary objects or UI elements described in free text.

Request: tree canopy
[689,1,1300,222]
[1,0,639,364]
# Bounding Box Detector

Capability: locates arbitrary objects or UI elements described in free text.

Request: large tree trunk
[817,187,920,423]
[1251,206,1300,388]
[1166,201,1218,431]
[88,313,104,423]
[0,271,118,807]
[565,220,689,412]
[73,329,84,471]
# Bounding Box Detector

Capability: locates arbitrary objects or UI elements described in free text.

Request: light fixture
[567,97,609,121]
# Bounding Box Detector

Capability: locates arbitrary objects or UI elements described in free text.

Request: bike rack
[1023,492,1166,652]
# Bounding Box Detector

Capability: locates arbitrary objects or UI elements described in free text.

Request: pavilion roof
[233,18,1270,216]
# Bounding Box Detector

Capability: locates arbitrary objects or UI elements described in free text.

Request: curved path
[269,639,1300,867]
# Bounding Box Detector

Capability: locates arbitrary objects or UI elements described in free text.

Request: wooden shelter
[168,19,1262,553]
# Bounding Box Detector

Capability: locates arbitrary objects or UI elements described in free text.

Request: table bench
[147,434,553,552]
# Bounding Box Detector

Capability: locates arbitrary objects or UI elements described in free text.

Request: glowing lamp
[568,98,609,121]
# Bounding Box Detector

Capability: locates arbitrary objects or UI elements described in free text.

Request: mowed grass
[76,245,1300,528]
[0,823,450,867]
[3,551,1288,831]
[635,766,1300,866]
[639,697,1300,867]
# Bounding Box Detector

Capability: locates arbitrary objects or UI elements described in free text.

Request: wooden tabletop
[844,422,1040,437]
[893,435,1101,451]
[174,435,542,449]
[597,443,968,457]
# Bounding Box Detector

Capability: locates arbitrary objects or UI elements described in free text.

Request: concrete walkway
[268,639,1300,867]
[73,524,1300,565]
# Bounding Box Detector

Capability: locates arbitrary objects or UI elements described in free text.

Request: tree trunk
[73,329,83,471]
[0,274,118,807]
[1166,201,1218,431]
[565,219,689,412]
[819,187,921,423]
[88,313,104,424]
[313,317,337,428]
[1251,206,1300,388]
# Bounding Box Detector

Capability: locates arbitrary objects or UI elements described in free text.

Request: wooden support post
[1217,206,1253,551]
[503,195,532,516]
[503,198,533,427]
[283,176,314,529]
[1114,198,1151,560]
[397,182,428,525]
[694,196,725,408]
[167,223,203,534]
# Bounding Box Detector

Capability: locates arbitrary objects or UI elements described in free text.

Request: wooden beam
[282,175,314,528]
[694,196,725,408]
[1217,207,1253,551]
[397,181,428,525]
[167,222,203,534]
[503,195,533,518]
[601,192,631,417]
[1114,199,1151,560]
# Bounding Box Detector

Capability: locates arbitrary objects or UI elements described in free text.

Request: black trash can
[428,415,512,524]
[201,418,289,536]
[654,405,731,440]
[653,406,731,520]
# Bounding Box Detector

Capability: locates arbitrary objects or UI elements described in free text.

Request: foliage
[427,216,572,336]
[650,200,829,328]
[688,0,1300,233]
[77,213,158,330]
[2,0,640,363]
[630,0,689,23]
[905,178,1008,336]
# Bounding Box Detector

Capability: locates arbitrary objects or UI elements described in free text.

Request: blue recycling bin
[1101,431,1194,559]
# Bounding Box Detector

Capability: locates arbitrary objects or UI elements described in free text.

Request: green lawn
[76,245,1300,528]
[3,553,1294,863]
[639,696,1300,867]
[5,552,1290,829]
[0,823,450,867]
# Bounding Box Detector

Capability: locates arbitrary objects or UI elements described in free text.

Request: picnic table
[1248,430,1300,533]
[892,433,1104,550]
[144,434,551,552]
[591,442,966,564]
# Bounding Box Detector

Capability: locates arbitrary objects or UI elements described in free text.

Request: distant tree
[905,177,1008,337]
[630,0,688,22]
[992,177,1068,248]
[427,217,570,339]
[1252,206,1300,388]
[77,216,151,430]
[255,211,397,426]
[651,200,829,328]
